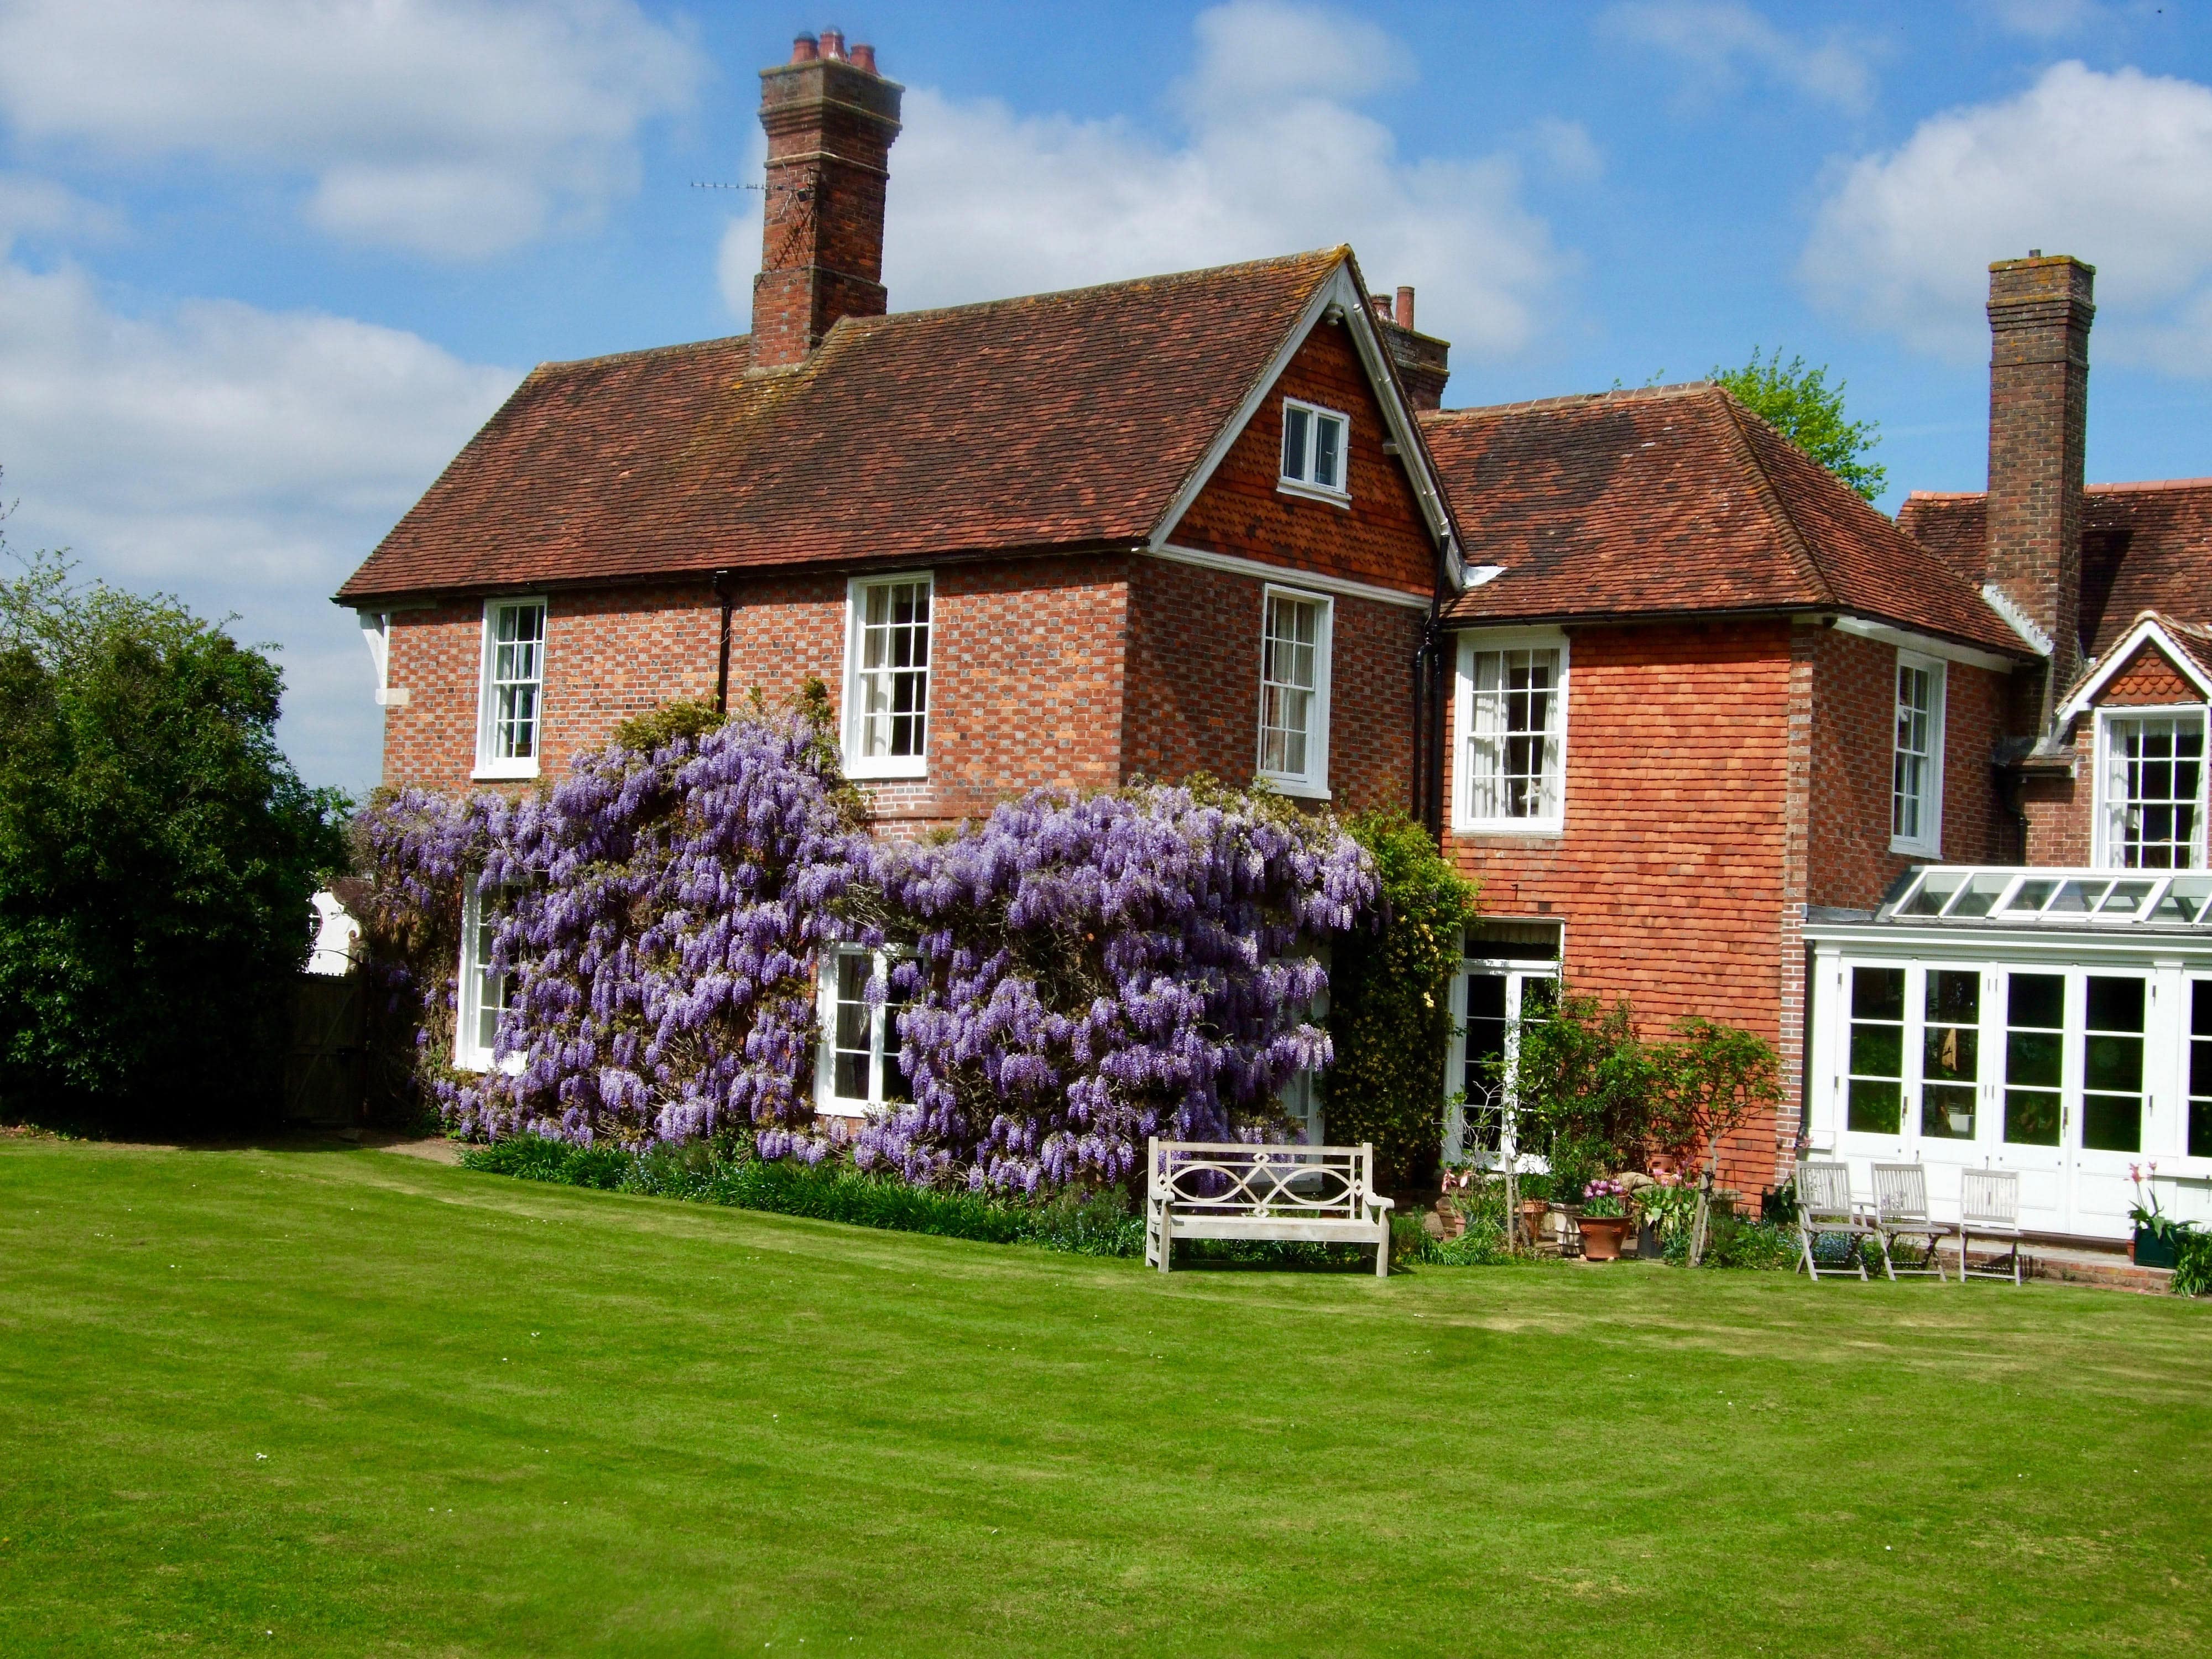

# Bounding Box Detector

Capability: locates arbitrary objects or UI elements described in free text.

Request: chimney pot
[1395,285,1415,329]
[1368,294,1391,322]
[791,32,818,61]
[820,25,846,61]
[851,41,877,73]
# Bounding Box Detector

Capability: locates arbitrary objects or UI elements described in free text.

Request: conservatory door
[1995,969,2072,1234]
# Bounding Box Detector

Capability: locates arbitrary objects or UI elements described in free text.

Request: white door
[1442,963,1557,1165]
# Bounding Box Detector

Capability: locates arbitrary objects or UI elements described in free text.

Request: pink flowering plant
[1579,1177,1629,1219]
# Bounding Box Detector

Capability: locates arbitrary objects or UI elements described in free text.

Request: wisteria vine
[356,699,1376,1196]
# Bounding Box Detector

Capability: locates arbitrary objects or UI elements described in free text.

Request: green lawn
[2,1138,2207,1657]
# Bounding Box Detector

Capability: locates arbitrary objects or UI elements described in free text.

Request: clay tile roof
[336,249,1348,604]
[1421,384,2033,657]
[1901,479,2212,658]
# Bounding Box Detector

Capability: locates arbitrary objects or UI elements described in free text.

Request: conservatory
[1804,867,2212,1243]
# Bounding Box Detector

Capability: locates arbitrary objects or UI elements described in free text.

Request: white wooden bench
[1145,1138,1395,1277]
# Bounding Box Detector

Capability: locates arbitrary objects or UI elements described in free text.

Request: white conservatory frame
[1805,865,2212,1244]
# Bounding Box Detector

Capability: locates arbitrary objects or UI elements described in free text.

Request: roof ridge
[1422,380,1718,421]
[2086,476,2212,494]
[538,333,749,373]
[831,247,1347,335]
[1707,385,1838,608]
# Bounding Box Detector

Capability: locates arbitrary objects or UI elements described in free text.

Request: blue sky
[2,1,2209,794]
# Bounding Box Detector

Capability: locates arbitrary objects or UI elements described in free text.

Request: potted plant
[2130,1162,2192,1270]
[1636,1173,1697,1260]
[1577,1178,1634,1260]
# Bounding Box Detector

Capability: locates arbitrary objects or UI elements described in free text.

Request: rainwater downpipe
[713,569,736,714]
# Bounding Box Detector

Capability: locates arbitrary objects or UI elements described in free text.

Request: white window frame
[2095,704,2210,870]
[841,572,933,780]
[1256,584,1333,799]
[815,946,911,1116]
[1890,650,1947,858]
[455,880,521,1075]
[1453,628,1568,834]
[473,596,547,781]
[1277,397,1351,507]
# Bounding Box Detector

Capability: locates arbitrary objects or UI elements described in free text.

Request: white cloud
[0,170,119,249]
[1802,62,2212,371]
[0,0,702,259]
[1603,2,1877,113]
[1975,0,2106,38]
[0,256,518,788]
[717,0,1572,361]
[1522,117,1605,184]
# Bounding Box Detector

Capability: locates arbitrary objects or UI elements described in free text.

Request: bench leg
[1375,1228,1390,1278]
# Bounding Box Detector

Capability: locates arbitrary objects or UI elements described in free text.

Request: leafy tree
[1510,988,1657,1177]
[1324,811,1482,1191]
[1710,347,1887,503]
[0,526,349,1125]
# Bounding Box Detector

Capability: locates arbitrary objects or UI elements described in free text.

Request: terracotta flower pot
[1578,1214,1632,1261]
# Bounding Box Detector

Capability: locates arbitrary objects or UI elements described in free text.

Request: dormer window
[1279,398,1350,505]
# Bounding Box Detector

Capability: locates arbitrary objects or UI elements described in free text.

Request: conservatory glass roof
[1876,866,2212,929]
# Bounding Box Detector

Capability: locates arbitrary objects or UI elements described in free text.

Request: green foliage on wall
[0,540,349,1123]
[1323,811,1481,1191]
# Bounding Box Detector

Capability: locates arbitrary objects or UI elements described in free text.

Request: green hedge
[461,1135,1142,1255]
[462,1135,1437,1270]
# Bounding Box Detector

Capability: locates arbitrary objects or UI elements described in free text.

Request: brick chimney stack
[751,32,902,370]
[1985,253,2094,694]
[1370,281,1449,411]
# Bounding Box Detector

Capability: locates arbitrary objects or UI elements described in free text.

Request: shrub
[0,546,349,1125]
[1324,811,1481,1190]
[458,1132,1152,1256]
[2171,1230,2212,1298]
[1662,1211,1798,1271]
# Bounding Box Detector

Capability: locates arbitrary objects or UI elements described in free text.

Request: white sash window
[844,575,932,779]
[2099,709,2206,869]
[474,597,546,779]
[1457,630,1566,832]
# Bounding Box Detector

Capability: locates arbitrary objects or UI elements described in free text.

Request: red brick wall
[1804,630,2011,909]
[380,559,1131,828]
[1168,317,1436,597]
[1444,620,1795,1192]
[1122,555,1418,812]
[383,584,726,796]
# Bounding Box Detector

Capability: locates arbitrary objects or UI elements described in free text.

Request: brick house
[1415,382,2037,1193]
[338,32,2212,1238]
[336,34,1463,1120]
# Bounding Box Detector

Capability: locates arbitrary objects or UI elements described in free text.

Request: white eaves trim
[1146,259,1465,587]
[1147,542,1430,611]
[2057,614,2212,724]
[1830,615,2020,675]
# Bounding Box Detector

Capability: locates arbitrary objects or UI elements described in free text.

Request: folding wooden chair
[1959,1169,2025,1286]
[1794,1160,1880,1282]
[1871,1162,1956,1282]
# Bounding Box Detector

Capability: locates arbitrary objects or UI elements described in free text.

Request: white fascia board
[2057,615,2212,724]
[1829,614,2020,674]
[1146,542,1430,610]
[1147,260,1464,585]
